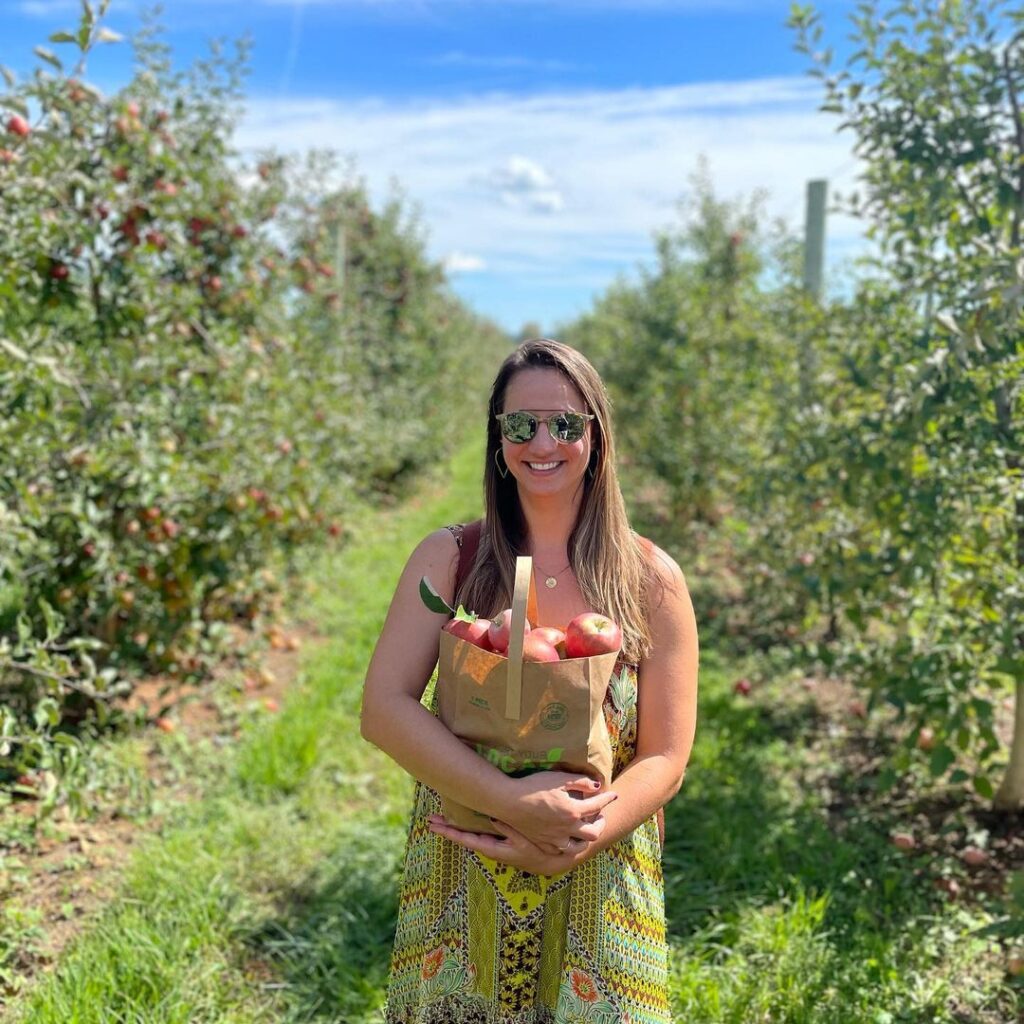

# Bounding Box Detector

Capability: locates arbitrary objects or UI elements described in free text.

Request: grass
[3,441,1020,1023]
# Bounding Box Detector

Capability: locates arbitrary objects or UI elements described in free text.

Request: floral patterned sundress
[384,654,671,1024]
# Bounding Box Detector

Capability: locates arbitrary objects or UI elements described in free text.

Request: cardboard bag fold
[435,556,619,833]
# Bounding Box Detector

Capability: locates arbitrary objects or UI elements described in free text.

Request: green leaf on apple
[451,604,478,624]
[419,575,453,615]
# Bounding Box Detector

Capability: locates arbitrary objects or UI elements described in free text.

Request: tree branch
[0,660,117,702]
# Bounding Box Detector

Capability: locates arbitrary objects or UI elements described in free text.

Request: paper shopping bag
[435,556,619,833]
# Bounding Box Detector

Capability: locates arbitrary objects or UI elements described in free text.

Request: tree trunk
[994,679,1024,810]
[992,495,1023,809]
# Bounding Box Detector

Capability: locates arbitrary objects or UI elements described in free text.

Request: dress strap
[446,519,483,595]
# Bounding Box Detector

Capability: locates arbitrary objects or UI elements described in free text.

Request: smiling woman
[360,338,700,1023]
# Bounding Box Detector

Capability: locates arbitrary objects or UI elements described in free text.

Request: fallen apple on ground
[890,831,916,851]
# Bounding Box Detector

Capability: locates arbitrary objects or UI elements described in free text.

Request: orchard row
[563,0,1023,811]
[0,5,507,806]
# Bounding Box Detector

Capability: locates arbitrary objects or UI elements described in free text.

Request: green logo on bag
[469,696,490,709]
[540,702,568,731]
[474,744,564,774]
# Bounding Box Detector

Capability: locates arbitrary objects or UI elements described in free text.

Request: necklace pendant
[545,576,558,589]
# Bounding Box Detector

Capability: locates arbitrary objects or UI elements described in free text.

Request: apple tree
[790,0,1023,808]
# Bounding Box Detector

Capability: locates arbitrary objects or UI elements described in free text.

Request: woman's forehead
[504,367,585,406]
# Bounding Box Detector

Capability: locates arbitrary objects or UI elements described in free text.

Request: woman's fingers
[427,817,510,858]
[572,814,606,842]
[570,790,618,819]
[561,776,603,796]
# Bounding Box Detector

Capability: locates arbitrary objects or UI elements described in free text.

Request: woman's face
[499,367,594,498]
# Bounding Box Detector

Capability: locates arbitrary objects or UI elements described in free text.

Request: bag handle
[505,556,539,719]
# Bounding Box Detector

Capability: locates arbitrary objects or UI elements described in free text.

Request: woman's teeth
[528,462,559,471]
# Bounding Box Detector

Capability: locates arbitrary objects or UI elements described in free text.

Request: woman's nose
[527,424,558,454]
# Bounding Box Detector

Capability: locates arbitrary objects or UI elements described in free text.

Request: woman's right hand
[493,771,618,856]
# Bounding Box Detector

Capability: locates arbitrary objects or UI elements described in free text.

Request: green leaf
[34,47,63,71]
[972,773,994,799]
[0,64,16,88]
[48,32,78,45]
[1,96,30,117]
[452,604,478,624]
[96,27,123,43]
[928,744,956,776]
[419,575,453,615]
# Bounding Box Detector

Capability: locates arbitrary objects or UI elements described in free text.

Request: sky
[2,0,871,334]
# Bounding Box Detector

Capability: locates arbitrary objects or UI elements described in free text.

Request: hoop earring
[494,448,509,480]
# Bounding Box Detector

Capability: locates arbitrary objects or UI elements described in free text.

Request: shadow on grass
[239,817,404,1023]
[663,685,942,955]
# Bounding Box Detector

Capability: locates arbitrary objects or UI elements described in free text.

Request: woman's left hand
[427,814,589,876]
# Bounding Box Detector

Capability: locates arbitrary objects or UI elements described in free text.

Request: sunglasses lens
[501,411,536,443]
[553,413,586,443]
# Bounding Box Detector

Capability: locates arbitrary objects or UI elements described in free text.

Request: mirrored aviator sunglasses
[495,410,595,444]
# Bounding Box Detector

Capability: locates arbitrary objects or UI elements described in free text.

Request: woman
[361,338,698,1023]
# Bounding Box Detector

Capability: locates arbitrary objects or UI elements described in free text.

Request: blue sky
[4,1,869,333]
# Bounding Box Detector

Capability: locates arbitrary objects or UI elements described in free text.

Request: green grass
[4,441,1020,1023]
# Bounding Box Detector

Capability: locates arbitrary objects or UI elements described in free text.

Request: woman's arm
[429,542,698,874]
[360,529,617,852]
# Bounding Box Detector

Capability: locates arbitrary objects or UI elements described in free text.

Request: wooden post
[803,179,827,301]
[800,179,827,408]
[335,220,346,292]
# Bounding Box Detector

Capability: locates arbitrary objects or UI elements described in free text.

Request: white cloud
[255,1,761,9]
[478,156,565,214]
[428,52,580,72]
[444,251,487,273]
[234,77,864,327]
[17,0,82,15]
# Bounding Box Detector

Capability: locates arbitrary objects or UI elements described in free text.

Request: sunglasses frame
[494,410,596,444]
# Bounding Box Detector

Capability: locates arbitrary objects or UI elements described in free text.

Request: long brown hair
[456,338,655,665]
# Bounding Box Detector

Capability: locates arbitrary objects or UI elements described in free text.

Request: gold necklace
[532,559,572,589]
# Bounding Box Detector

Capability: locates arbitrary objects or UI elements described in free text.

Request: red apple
[564,612,621,658]
[522,633,560,662]
[916,726,936,751]
[444,615,493,651]
[733,678,752,696]
[891,831,916,852]
[488,608,532,654]
[7,115,30,138]
[961,846,988,868]
[531,626,565,648]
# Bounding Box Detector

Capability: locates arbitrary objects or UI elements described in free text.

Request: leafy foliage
[562,0,1023,807]
[0,4,506,806]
